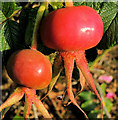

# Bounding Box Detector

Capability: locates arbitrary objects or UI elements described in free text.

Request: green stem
[31,2,48,50]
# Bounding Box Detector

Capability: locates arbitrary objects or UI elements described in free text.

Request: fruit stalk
[31,2,47,49]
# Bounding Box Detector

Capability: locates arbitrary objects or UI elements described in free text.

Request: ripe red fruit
[7,49,52,89]
[40,6,104,118]
[40,6,103,51]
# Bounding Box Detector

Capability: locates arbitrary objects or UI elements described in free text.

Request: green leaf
[100,2,118,33]
[0,24,10,52]
[100,83,106,96]
[0,10,10,52]
[104,98,113,113]
[0,10,6,22]
[81,100,97,112]
[73,2,83,6]
[4,20,24,50]
[19,7,31,47]
[13,115,24,120]
[2,2,21,18]
[74,2,102,13]
[25,8,38,46]
[78,91,95,101]
[88,110,99,119]
[98,14,118,49]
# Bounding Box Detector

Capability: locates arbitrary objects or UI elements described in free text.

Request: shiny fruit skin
[40,6,103,51]
[7,49,52,89]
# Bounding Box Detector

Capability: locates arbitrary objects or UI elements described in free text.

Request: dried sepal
[34,96,51,118]
[22,87,36,118]
[41,54,63,100]
[75,51,103,105]
[78,69,86,94]
[0,87,24,111]
[60,52,88,119]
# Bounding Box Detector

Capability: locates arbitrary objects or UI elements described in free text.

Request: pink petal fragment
[106,92,116,99]
[98,75,113,83]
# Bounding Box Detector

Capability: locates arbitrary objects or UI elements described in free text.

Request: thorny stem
[31,2,48,50]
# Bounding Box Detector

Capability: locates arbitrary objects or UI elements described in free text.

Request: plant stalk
[31,2,48,50]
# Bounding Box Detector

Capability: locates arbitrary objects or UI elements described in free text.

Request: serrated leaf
[0,11,8,52]
[4,20,25,50]
[74,2,102,13]
[100,2,118,33]
[0,24,10,52]
[81,100,97,112]
[73,2,83,6]
[98,14,118,49]
[0,10,6,22]
[2,2,21,18]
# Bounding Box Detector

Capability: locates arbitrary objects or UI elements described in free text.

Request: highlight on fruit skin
[0,49,52,119]
[40,5,104,119]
